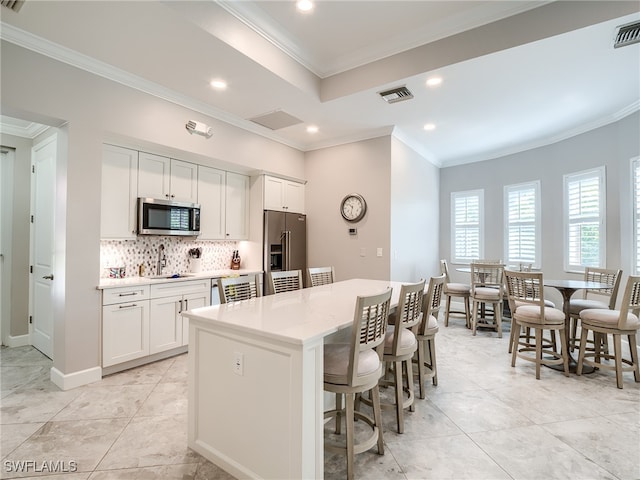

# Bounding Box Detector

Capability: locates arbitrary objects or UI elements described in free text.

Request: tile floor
[1,317,639,479]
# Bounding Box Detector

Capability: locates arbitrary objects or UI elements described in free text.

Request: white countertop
[97,269,262,289]
[183,278,405,346]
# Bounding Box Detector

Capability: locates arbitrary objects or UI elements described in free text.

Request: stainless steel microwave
[137,197,201,236]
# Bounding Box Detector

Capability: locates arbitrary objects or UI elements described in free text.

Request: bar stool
[323,289,392,480]
[218,274,261,303]
[307,266,335,287]
[414,274,445,397]
[268,269,303,294]
[379,280,424,433]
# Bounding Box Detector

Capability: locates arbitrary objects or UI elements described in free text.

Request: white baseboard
[51,366,102,391]
[4,334,30,347]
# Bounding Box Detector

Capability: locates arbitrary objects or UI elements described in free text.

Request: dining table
[543,278,612,373]
[182,278,407,480]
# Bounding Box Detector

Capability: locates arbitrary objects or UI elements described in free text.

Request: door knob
[43,274,54,280]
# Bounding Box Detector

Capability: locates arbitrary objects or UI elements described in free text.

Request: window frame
[563,166,606,273]
[503,181,541,269]
[451,189,484,264]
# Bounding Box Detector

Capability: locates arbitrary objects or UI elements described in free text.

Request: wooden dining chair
[268,269,303,294]
[505,270,568,379]
[470,262,505,337]
[218,274,261,303]
[440,259,471,328]
[577,275,640,389]
[569,267,623,352]
[307,266,335,287]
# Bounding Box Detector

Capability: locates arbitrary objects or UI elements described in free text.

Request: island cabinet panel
[188,322,323,480]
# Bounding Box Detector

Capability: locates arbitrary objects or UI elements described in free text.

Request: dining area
[182,262,640,480]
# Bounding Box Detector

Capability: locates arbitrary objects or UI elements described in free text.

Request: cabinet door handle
[118,292,138,297]
[184,299,188,310]
[118,303,137,309]
[178,299,183,313]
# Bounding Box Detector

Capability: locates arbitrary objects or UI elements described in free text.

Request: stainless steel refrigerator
[263,210,307,295]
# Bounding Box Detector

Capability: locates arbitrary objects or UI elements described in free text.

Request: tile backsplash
[100,237,239,278]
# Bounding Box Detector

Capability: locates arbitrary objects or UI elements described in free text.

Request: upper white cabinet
[264,175,305,213]
[225,172,250,240]
[198,167,249,240]
[138,152,197,203]
[101,144,138,239]
[197,165,226,240]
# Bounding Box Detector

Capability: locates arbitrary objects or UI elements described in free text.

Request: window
[504,181,540,268]
[563,167,605,271]
[633,158,640,274]
[451,190,483,263]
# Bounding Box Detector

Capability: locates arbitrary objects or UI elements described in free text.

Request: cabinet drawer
[150,279,210,298]
[102,285,150,305]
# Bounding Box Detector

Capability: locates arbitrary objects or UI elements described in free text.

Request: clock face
[340,194,367,222]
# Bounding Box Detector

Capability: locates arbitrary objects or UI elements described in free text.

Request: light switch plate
[360,247,366,257]
[377,248,383,257]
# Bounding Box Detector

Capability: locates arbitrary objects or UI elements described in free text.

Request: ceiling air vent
[614,20,640,48]
[378,86,413,104]
[0,0,25,12]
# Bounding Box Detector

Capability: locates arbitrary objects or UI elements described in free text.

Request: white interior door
[31,136,56,359]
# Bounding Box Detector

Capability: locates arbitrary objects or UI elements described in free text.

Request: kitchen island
[183,279,404,480]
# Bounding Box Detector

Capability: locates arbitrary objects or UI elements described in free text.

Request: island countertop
[183,278,403,346]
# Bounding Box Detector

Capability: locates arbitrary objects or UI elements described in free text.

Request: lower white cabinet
[102,285,150,367]
[149,279,210,353]
[102,279,210,369]
[149,295,184,354]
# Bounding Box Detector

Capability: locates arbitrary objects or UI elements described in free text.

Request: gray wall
[305,136,392,281]
[439,111,640,306]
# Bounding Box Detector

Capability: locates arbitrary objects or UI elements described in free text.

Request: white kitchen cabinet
[225,172,250,240]
[149,294,183,354]
[138,152,198,203]
[150,279,210,353]
[197,165,226,240]
[181,292,208,346]
[101,144,138,239]
[264,175,305,213]
[102,285,150,367]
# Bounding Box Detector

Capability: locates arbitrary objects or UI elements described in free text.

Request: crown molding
[441,101,640,168]
[0,117,50,139]
[0,21,306,151]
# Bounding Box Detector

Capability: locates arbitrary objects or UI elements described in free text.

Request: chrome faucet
[157,244,166,275]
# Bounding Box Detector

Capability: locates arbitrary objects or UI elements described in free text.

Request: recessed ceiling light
[426,77,442,87]
[423,123,436,131]
[306,125,319,134]
[210,79,227,90]
[296,0,314,12]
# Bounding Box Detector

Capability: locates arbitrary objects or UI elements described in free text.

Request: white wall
[1,41,305,384]
[439,112,640,306]
[305,137,391,281]
[390,137,440,282]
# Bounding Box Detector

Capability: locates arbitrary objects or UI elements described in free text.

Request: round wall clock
[340,193,367,222]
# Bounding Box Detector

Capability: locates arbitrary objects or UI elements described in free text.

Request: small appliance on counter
[230,250,241,270]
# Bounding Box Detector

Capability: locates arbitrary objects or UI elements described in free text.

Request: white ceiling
[1,1,638,167]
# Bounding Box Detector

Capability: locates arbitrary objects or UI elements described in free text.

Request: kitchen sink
[147,273,196,279]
